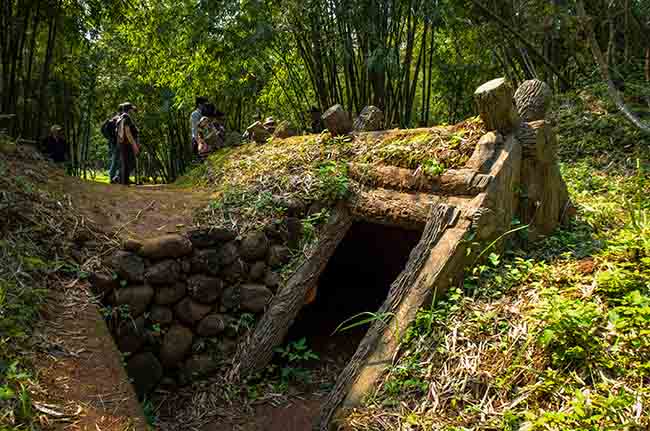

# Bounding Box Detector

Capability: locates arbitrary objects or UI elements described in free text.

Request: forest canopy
[1,0,649,181]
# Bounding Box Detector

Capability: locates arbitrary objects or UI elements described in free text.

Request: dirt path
[23,162,215,429]
[49,169,215,239]
[30,280,147,430]
[31,165,333,431]
[201,397,324,431]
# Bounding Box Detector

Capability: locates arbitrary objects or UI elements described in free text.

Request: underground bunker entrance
[286,221,423,366]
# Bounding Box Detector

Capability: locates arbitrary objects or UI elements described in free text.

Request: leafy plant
[142,397,158,427]
[229,313,256,333]
[536,295,609,370]
[422,158,445,176]
[332,311,397,337]
[301,210,330,246]
[0,361,34,425]
[273,337,319,385]
[315,161,350,204]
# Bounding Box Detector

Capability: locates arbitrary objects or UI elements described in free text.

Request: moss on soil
[180,117,485,234]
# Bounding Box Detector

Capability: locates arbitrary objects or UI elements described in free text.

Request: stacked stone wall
[90,224,298,396]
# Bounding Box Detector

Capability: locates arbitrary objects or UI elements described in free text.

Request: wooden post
[514,79,552,122]
[228,205,353,382]
[474,78,520,133]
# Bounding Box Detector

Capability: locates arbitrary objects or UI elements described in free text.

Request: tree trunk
[576,0,650,134]
[36,9,58,138]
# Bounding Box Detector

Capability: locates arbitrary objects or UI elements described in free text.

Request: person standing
[116,103,140,185]
[101,108,121,183]
[45,125,67,165]
[191,97,208,156]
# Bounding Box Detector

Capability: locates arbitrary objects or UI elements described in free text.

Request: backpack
[101,116,118,143]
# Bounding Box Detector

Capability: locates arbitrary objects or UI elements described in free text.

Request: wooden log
[353,106,384,132]
[432,169,493,195]
[516,120,570,241]
[347,163,435,193]
[474,78,520,133]
[227,205,353,382]
[348,164,492,196]
[514,79,552,122]
[317,203,464,430]
[348,188,474,230]
[245,121,271,144]
[465,131,503,173]
[319,133,524,430]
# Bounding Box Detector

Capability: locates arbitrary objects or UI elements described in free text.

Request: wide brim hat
[119,102,137,112]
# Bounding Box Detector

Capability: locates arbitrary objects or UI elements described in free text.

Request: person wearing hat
[116,102,140,185]
[263,116,276,134]
[45,125,67,165]
[191,97,208,156]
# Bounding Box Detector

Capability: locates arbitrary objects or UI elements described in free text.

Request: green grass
[342,88,650,430]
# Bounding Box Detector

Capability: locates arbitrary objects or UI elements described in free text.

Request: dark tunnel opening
[286,221,423,365]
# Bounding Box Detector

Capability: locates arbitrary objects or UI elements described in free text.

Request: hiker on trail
[191,97,208,156]
[45,125,68,165]
[101,109,121,183]
[263,117,276,134]
[116,102,140,185]
[196,116,218,158]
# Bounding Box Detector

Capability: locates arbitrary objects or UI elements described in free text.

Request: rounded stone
[112,285,154,317]
[187,275,223,304]
[145,260,181,285]
[154,282,186,305]
[196,314,229,337]
[249,261,266,281]
[239,232,270,262]
[149,305,173,325]
[174,298,212,326]
[267,245,291,268]
[127,352,163,396]
[240,284,272,313]
[187,228,237,248]
[89,272,119,296]
[160,325,194,368]
[217,241,239,266]
[140,234,193,260]
[111,250,145,283]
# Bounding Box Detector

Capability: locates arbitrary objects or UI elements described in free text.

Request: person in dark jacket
[116,103,140,185]
[101,109,122,183]
[191,97,208,156]
[45,125,67,164]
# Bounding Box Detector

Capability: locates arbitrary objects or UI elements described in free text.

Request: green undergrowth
[0,153,93,429]
[181,119,483,234]
[343,89,650,430]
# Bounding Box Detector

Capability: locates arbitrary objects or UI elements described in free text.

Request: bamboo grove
[1,0,649,181]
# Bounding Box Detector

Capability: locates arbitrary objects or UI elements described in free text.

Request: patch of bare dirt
[47,169,214,240]
[201,397,323,431]
[29,282,147,430]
